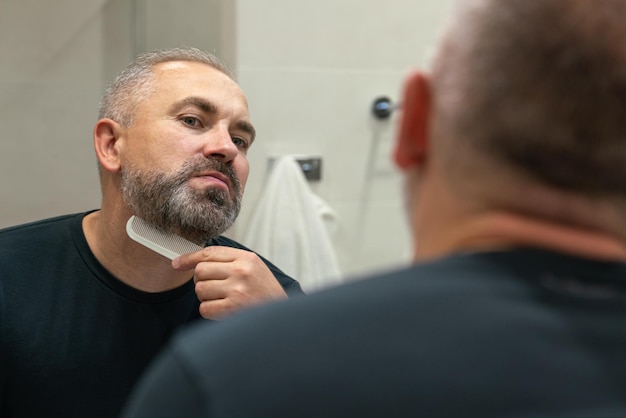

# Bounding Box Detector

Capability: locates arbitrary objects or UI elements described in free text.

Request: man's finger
[195,279,228,302]
[198,298,236,320]
[172,246,238,270]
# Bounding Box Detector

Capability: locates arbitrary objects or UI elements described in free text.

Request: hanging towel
[243,155,342,293]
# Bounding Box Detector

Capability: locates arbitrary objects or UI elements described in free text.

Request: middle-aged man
[0,48,301,418]
[121,0,626,417]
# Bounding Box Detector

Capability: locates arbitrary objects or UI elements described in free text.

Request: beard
[120,156,242,245]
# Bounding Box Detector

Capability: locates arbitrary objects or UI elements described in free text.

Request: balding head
[99,47,234,127]
[430,0,626,197]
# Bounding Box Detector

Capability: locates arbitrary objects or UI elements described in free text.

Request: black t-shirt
[0,211,301,418]
[123,249,626,418]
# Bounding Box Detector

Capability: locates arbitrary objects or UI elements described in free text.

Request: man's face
[119,61,255,244]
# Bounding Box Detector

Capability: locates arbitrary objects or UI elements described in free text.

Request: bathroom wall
[0,0,224,229]
[232,0,454,278]
[0,0,454,279]
[0,0,133,226]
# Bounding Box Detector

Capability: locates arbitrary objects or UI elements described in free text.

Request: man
[0,47,301,418]
[121,0,626,417]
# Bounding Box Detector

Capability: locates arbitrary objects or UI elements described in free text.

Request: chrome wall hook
[371,96,397,120]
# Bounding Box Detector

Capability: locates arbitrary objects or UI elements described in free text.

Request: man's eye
[181,116,201,127]
[232,136,249,150]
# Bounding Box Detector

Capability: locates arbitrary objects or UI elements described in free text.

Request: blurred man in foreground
[122,1,626,416]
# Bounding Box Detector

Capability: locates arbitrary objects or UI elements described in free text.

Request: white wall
[0,0,454,279]
[232,0,454,277]
[0,0,133,226]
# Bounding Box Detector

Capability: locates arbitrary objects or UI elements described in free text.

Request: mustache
[178,157,240,192]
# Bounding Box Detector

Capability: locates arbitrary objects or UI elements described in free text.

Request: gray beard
[120,157,242,245]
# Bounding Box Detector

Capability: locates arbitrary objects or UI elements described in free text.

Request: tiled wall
[232,0,454,278]
[0,0,133,227]
[0,0,453,279]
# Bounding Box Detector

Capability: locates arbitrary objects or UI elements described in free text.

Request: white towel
[243,156,342,293]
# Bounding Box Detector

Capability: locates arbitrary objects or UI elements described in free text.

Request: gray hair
[98,47,233,126]
[431,0,626,197]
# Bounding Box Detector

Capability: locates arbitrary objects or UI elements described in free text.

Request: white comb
[126,215,203,260]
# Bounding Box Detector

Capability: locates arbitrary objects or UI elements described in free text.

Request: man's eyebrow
[169,96,218,114]
[170,96,256,142]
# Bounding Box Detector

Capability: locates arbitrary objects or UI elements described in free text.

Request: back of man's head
[430,0,626,198]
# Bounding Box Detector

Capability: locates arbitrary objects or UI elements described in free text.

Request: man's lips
[191,171,231,190]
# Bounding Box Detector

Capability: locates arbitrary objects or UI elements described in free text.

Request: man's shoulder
[0,212,91,252]
[161,251,626,418]
[0,212,83,236]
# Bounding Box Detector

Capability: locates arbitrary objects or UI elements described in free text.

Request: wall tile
[236,0,454,70]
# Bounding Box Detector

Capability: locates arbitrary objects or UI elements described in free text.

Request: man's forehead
[158,61,189,70]
[151,61,243,96]
[154,61,213,74]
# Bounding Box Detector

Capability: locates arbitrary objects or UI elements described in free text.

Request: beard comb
[125,215,203,260]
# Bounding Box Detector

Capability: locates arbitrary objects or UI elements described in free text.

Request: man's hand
[172,246,288,320]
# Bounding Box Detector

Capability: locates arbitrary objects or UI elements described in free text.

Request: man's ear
[394,71,431,170]
[93,118,124,173]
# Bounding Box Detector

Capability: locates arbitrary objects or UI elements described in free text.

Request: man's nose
[202,126,238,162]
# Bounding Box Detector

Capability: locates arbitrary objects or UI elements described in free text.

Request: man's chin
[172,228,212,246]
[171,221,232,245]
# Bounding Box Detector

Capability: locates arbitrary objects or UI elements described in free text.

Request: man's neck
[82,209,195,292]
[415,211,626,262]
